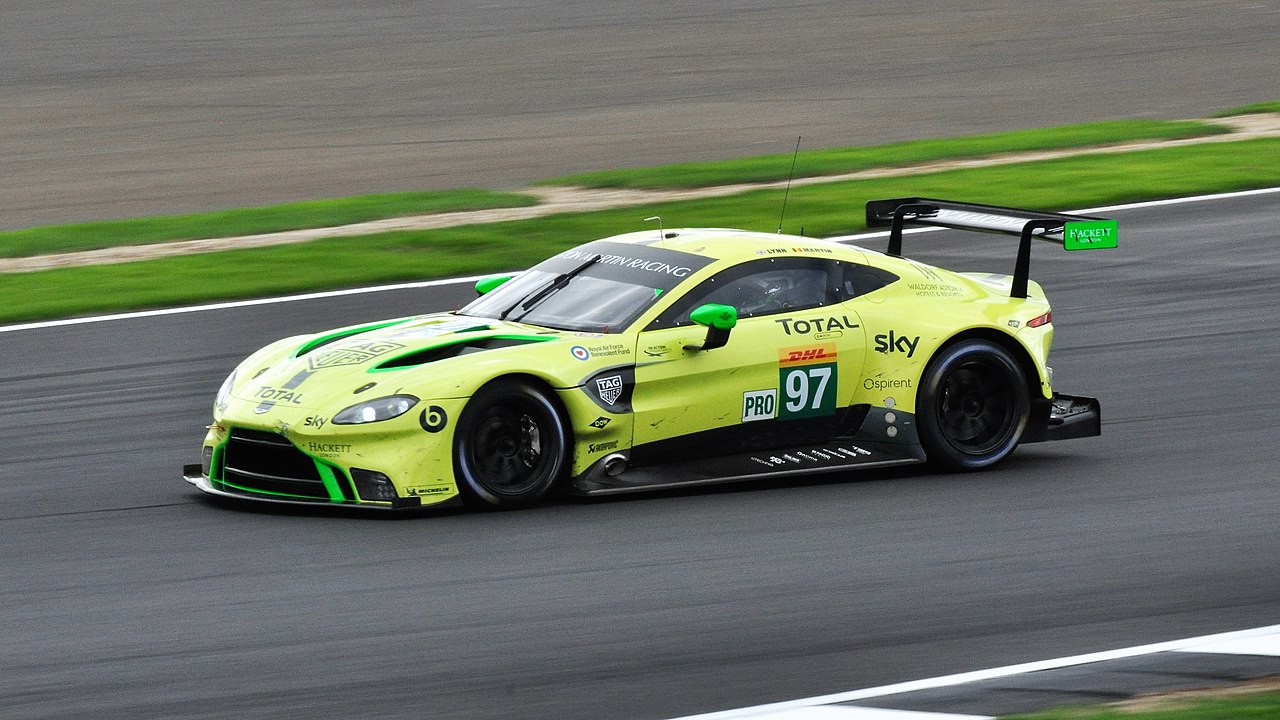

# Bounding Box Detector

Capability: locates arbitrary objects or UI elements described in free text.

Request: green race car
[184,198,1114,510]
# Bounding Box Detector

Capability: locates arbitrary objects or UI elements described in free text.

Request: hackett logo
[596,375,623,405]
[1063,219,1119,251]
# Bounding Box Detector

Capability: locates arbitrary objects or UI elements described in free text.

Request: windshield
[458,240,714,332]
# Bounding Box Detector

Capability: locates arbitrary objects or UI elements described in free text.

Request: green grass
[6,136,1280,325]
[0,189,537,259]
[1002,689,1280,720]
[541,120,1229,190]
[1211,100,1280,117]
[0,119,1231,261]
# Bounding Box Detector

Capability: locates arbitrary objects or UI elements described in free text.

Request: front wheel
[453,379,569,509]
[916,340,1030,471]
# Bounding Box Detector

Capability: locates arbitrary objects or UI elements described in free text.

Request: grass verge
[1211,100,1280,117]
[1002,689,1280,720]
[0,189,537,259]
[0,119,1233,260]
[542,120,1229,189]
[6,136,1280,326]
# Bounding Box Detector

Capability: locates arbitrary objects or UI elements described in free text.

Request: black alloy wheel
[917,339,1030,471]
[453,379,568,509]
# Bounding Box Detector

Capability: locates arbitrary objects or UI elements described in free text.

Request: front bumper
[188,395,470,510]
[182,464,430,510]
[1022,393,1101,443]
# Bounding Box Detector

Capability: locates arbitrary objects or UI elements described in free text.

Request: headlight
[215,370,237,409]
[333,395,420,425]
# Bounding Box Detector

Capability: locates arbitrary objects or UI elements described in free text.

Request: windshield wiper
[500,254,601,322]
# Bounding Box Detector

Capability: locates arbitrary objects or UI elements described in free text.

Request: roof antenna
[777,135,802,234]
[645,215,664,246]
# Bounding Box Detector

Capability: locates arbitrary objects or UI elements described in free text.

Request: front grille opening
[220,429,330,500]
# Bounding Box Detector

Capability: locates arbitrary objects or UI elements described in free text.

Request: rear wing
[865,197,1117,299]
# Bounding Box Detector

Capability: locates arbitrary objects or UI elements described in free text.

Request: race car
[183,197,1116,510]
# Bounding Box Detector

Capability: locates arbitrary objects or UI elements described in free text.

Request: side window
[649,257,894,330]
[835,263,898,302]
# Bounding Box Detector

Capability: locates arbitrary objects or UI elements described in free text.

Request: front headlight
[333,395,420,425]
[215,370,237,409]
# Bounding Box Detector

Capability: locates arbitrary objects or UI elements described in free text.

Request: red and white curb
[667,624,1280,720]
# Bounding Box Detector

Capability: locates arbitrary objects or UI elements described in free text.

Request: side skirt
[569,406,926,496]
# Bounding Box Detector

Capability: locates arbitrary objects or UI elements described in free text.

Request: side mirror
[474,275,514,296]
[685,303,737,351]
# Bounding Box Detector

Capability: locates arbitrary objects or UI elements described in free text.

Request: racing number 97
[780,363,836,419]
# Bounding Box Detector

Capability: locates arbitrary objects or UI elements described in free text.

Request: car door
[629,256,869,465]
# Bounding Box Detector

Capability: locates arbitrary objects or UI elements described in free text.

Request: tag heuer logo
[308,341,405,370]
[596,375,624,405]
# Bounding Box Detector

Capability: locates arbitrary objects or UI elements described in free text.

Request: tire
[916,339,1030,471]
[453,379,569,509]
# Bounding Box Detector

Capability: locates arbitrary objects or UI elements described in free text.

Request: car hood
[226,313,566,411]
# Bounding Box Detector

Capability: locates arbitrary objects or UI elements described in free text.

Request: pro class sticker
[742,389,778,422]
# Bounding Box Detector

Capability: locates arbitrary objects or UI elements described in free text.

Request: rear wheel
[453,379,568,509]
[917,340,1030,471]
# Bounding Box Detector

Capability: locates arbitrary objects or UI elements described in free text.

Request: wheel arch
[925,327,1044,401]
[452,372,577,509]
[472,371,577,446]
[914,328,1036,471]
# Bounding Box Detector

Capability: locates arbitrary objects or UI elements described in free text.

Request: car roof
[598,228,858,262]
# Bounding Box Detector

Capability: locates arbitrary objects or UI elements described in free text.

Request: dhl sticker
[779,343,837,367]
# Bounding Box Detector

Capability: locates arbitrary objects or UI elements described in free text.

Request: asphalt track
[1,192,1278,719]
[5,1,1280,228]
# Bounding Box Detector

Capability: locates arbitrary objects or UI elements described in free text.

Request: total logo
[873,331,919,358]
[775,315,858,336]
[254,387,305,404]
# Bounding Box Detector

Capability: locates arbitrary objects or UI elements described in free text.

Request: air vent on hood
[375,337,551,370]
[295,319,409,358]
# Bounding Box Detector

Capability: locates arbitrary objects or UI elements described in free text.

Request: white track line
[1175,631,1280,657]
[0,274,505,334]
[5,186,1280,336]
[722,708,989,720]
[666,624,1280,720]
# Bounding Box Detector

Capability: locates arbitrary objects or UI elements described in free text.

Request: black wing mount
[865,197,1112,299]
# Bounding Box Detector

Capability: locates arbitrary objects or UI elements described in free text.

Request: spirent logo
[596,375,624,405]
